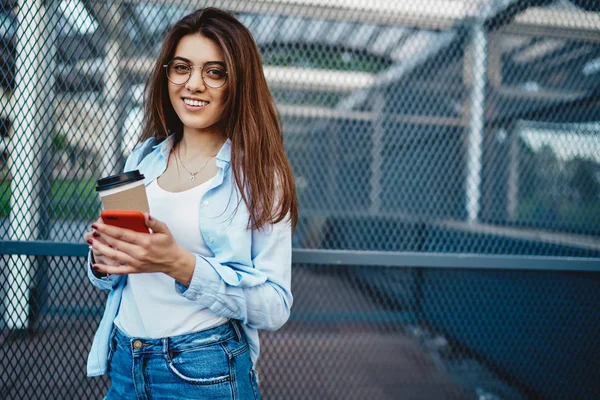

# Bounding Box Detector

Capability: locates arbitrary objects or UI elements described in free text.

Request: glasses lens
[202,62,227,88]
[167,61,191,85]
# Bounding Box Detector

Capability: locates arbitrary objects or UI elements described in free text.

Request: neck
[178,128,225,159]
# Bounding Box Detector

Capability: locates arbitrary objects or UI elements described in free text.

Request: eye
[204,65,226,79]
[172,63,191,74]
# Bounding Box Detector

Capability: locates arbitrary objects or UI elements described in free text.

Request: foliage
[517,140,600,232]
[0,178,100,220]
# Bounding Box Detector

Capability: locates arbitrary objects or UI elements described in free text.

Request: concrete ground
[1,260,473,399]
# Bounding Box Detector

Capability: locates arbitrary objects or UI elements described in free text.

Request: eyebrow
[171,56,226,66]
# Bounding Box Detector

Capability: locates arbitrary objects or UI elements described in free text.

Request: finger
[92,263,138,276]
[90,230,117,248]
[83,230,95,242]
[92,221,148,246]
[88,238,139,267]
[145,213,168,234]
[86,217,103,237]
[84,220,108,242]
[86,232,114,259]
[87,243,107,263]
[94,253,123,265]
[94,231,145,262]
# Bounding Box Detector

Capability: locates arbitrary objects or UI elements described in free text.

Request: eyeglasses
[163,59,228,88]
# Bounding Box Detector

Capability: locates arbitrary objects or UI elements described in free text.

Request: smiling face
[167,34,228,136]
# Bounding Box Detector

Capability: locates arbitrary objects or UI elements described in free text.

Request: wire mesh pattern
[1,1,599,250]
[1,0,600,399]
[1,257,599,399]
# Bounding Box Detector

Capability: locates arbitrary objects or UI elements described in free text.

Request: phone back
[100,210,150,233]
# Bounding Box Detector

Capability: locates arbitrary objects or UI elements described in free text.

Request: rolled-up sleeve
[175,217,293,331]
[86,252,125,290]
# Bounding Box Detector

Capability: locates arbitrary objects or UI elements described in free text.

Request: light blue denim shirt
[86,136,293,377]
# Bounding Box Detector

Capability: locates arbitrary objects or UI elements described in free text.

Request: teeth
[183,99,209,107]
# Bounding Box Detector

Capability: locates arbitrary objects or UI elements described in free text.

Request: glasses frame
[163,59,228,89]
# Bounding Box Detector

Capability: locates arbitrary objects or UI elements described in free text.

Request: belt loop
[162,337,169,356]
[230,319,242,342]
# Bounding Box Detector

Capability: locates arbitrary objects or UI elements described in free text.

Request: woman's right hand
[83,217,121,267]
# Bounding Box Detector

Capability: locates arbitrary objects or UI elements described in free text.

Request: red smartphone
[100,210,150,234]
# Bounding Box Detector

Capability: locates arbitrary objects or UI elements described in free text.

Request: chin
[179,116,212,128]
[181,119,222,133]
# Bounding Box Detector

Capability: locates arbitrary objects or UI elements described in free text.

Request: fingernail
[86,239,93,245]
[148,214,153,221]
[91,224,98,230]
[92,231,100,238]
[92,265,99,270]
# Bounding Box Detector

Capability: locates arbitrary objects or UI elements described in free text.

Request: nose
[185,67,206,93]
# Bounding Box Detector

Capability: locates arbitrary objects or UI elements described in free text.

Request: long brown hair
[140,7,298,231]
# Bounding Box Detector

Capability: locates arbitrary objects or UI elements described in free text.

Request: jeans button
[133,340,142,349]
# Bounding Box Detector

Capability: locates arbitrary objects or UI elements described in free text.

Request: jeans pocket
[250,369,262,400]
[167,343,231,385]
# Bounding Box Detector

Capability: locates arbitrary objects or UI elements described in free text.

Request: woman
[83,7,298,399]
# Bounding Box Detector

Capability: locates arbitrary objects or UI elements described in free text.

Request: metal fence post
[370,91,385,214]
[100,35,126,177]
[465,23,487,224]
[85,2,130,178]
[507,125,519,221]
[5,0,56,329]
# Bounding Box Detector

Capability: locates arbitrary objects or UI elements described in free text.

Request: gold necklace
[176,146,217,183]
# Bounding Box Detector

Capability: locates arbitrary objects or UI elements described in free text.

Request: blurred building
[1,0,599,243]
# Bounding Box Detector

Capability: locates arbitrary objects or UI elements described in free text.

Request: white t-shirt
[114,176,228,338]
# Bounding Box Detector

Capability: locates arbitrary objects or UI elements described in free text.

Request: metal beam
[292,249,600,271]
[124,0,465,30]
[276,104,465,127]
[501,7,600,42]
[1,241,599,271]
[121,0,600,43]
[265,66,375,93]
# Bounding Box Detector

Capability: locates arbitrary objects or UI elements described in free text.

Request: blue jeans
[105,320,261,400]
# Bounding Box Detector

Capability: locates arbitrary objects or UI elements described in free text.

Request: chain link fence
[1,0,599,399]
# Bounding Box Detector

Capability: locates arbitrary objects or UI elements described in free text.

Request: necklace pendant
[190,175,195,182]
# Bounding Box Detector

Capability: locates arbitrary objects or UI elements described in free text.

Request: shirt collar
[156,135,231,164]
[216,139,231,163]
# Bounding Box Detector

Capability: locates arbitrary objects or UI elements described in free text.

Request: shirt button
[203,200,209,206]
[195,295,201,301]
[133,340,142,349]
[208,235,215,243]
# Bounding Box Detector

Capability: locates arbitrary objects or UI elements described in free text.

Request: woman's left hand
[88,213,196,285]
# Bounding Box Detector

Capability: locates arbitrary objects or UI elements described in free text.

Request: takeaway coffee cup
[95,170,149,213]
